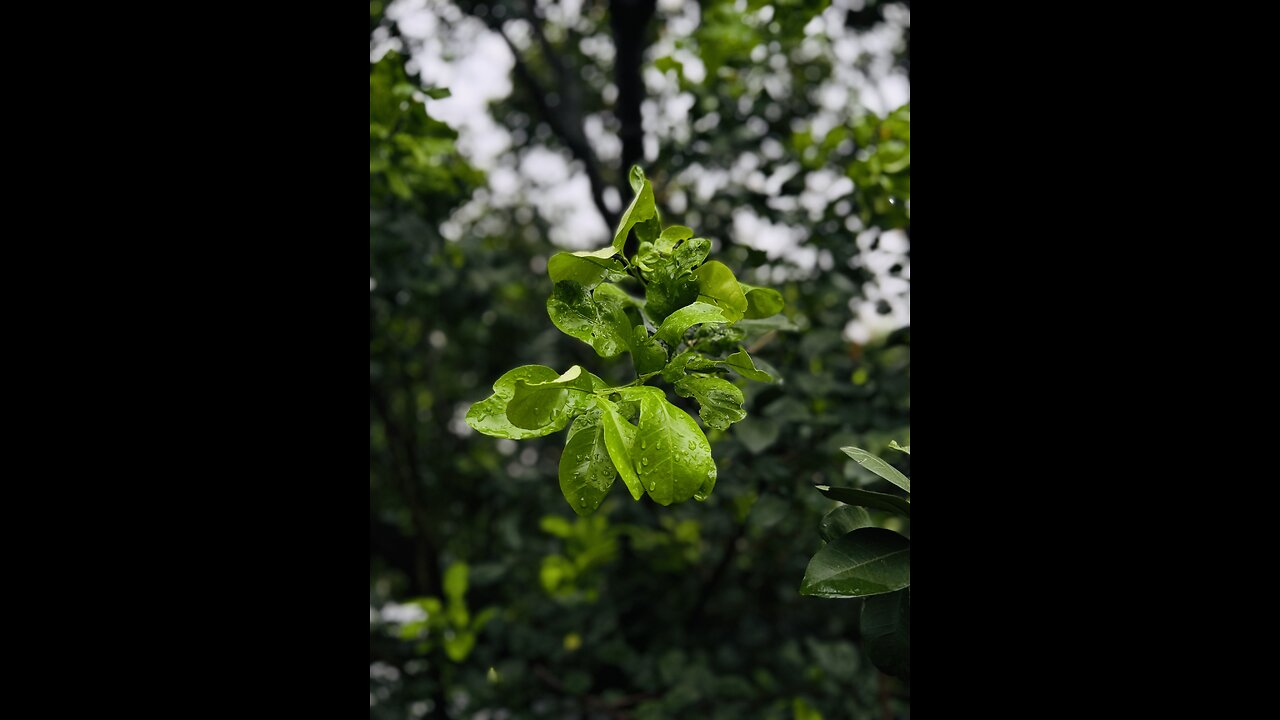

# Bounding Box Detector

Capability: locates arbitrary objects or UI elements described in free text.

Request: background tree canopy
[370,0,910,717]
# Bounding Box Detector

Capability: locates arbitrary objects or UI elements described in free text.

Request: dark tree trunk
[611,0,656,191]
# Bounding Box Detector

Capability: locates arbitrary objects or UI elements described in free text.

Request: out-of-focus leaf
[842,446,910,493]
[819,505,872,542]
[799,528,910,598]
[814,485,911,517]
[862,588,910,679]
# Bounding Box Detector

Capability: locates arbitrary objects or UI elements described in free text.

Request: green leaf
[674,375,745,430]
[655,225,693,253]
[792,697,823,720]
[547,248,625,288]
[644,274,700,324]
[862,589,910,679]
[889,440,910,455]
[672,237,711,274]
[693,464,717,502]
[546,280,631,357]
[631,325,668,376]
[539,515,574,538]
[443,630,476,661]
[422,87,452,99]
[466,365,566,439]
[655,302,729,346]
[739,282,785,318]
[507,365,593,430]
[635,217,661,244]
[612,166,657,253]
[558,410,616,515]
[471,606,498,633]
[819,505,872,542]
[444,562,468,600]
[841,446,910,493]
[597,399,644,501]
[694,261,748,322]
[641,237,707,323]
[621,387,716,505]
[661,349,717,383]
[719,348,773,382]
[814,485,910,517]
[799,527,910,598]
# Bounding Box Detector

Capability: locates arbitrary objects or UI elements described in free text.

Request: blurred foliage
[801,445,911,679]
[371,0,910,717]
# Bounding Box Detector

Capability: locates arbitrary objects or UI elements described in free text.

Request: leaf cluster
[467,167,785,515]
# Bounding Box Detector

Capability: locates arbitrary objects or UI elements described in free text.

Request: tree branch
[492,21,619,232]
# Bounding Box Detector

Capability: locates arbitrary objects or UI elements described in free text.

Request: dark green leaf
[862,589,910,679]
[842,446,910,493]
[644,274,700,324]
[558,410,616,515]
[814,485,910,517]
[674,375,745,430]
[631,325,668,376]
[799,527,910,598]
[739,282,785,318]
[507,365,594,430]
[620,387,716,505]
[819,505,872,542]
[635,217,661,244]
[719,348,773,382]
[612,166,657,253]
[465,365,566,439]
[655,302,729,346]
